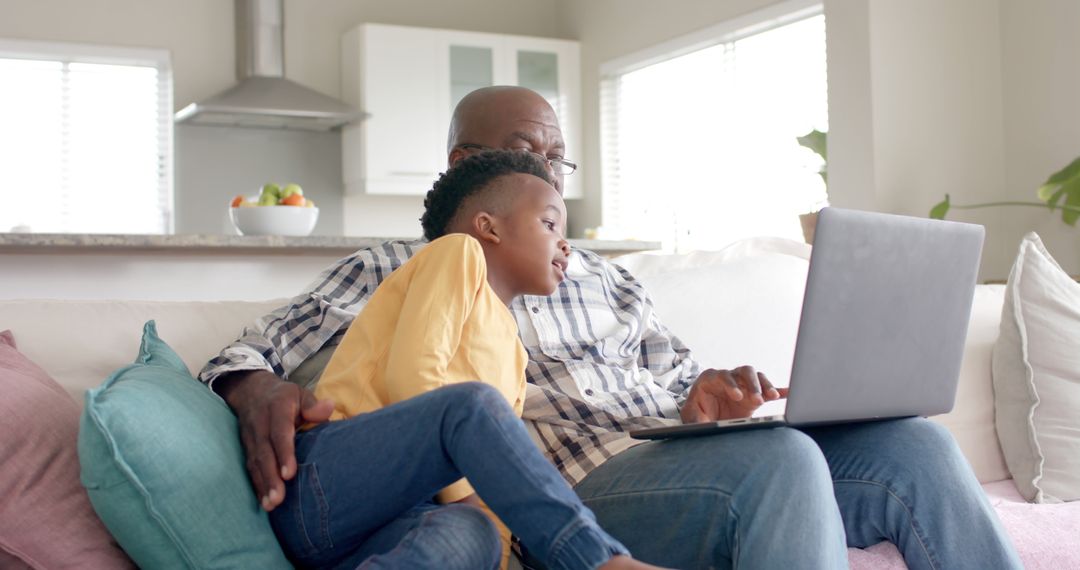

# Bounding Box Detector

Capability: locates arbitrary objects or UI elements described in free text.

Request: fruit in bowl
[229,183,319,236]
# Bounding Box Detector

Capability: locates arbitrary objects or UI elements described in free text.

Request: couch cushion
[78,321,291,569]
[929,284,1010,483]
[983,479,1080,568]
[993,232,1080,503]
[0,330,133,569]
[0,298,286,405]
[613,237,811,420]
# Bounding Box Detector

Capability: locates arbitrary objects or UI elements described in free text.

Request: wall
[7,0,1080,272]
[824,0,1079,279]
[174,124,344,236]
[562,0,1080,279]
[863,0,1010,279]
[0,0,564,239]
[999,0,1080,276]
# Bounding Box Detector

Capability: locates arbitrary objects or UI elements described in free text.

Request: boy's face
[489,173,570,297]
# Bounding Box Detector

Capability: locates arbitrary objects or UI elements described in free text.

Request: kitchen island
[0,233,660,301]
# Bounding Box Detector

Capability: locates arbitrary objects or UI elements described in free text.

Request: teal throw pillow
[78,321,291,569]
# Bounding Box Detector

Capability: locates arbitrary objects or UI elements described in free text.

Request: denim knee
[443,382,511,415]
[876,418,971,480]
[765,428,833,489]
[427,504,501,570]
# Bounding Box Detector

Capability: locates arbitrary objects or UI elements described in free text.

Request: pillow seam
[1011,242,1047,502]
[84,371,202,568]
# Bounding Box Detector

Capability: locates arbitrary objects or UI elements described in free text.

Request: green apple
[258,183,281,206]
[281,183,304,199]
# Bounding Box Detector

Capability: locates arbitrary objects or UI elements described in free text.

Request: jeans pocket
[295,462,334,556]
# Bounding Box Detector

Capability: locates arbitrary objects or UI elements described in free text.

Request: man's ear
[471,211,501,245]
[448,147,468,167]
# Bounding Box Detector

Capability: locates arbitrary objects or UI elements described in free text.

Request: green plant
[797,129,827,186]
[930,156,1080,225]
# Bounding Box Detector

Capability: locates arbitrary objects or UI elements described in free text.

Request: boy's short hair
[421,149,554,241]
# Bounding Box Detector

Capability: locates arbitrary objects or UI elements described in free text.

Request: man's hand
[680,366,789,424]
[215,370,334,511]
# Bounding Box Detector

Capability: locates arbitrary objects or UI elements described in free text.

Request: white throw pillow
[993,232,1080,503]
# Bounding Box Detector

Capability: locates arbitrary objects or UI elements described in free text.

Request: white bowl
[230,206,319,236]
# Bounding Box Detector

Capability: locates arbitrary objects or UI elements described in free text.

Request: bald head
[447,86,567,193]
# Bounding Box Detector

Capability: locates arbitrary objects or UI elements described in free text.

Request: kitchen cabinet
[341,24,582,198]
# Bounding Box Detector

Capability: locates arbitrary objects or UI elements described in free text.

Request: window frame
[0,38,174,234]
[599,0,826,251]
[599,0,823,79]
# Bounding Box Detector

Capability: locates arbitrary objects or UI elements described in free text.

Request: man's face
[489,173,570,297]
[449,94,568,194]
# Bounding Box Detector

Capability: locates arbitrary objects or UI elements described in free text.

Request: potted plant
[930,156,1080,224]
[796,129,829,243]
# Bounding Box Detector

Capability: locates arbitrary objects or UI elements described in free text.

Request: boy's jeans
[268,382,628,570]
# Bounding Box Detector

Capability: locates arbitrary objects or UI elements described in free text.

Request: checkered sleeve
[610,260,701,406]
[198,240,423,389]
[639,301,701,407]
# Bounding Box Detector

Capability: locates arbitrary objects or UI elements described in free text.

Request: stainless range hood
[175,0,365,131]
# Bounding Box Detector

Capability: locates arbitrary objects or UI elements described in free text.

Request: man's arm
[199,240,422,511]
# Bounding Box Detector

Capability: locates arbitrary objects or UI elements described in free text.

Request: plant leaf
[1037,183,1057,202]
[1044,187,1066,210]
[1043,156,1080,186]
[929,195,951,220]
[796,129,827,161]
[1061,178,1080,226]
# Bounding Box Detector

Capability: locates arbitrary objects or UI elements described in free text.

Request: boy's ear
[472,211,501,245]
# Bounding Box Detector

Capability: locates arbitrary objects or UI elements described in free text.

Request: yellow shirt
[316,233,526,567]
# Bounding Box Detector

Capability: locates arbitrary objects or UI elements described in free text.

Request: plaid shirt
[200,240,700,486]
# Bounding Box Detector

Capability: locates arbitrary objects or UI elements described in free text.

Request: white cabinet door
[343,25,581,198]
[342,24,446,195]
[442,30,506,115]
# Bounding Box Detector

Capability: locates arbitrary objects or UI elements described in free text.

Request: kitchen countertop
[0,233,661,257]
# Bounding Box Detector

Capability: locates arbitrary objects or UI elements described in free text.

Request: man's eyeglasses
[458,144,578,176]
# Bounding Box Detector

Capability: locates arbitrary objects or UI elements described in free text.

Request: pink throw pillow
[0,330,133,569]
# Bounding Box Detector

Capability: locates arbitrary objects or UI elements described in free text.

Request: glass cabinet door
[517,50,560,116]
[449,45,494,112]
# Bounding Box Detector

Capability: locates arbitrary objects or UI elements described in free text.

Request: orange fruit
[280,193,306,206]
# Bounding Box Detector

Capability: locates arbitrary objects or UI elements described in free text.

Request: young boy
[268,150,664,570]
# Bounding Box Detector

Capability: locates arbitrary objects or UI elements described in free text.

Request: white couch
[2,236,1078,569]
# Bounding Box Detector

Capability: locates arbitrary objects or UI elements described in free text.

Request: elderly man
[202,86,1020,569]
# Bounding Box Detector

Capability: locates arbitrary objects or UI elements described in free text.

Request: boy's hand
[216,370,334,511]
[680,366,788,424]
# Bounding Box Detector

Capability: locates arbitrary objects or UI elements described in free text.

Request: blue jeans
[269,382,628,570]
[574,418,1022,569]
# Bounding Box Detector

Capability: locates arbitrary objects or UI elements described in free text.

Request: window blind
[0,40,173,234]
[601,5,828,252]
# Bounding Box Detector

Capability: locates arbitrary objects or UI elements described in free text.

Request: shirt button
[585,389,594,396]
[531,306,540,314]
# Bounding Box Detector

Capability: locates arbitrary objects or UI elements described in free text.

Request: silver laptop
[629,207,985,440]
